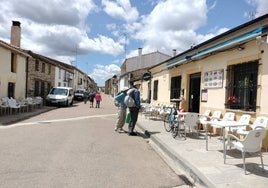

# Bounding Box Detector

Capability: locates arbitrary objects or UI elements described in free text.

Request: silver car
[46,87,74,107]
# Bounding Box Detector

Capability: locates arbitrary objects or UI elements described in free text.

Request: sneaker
[118,128,125,133]
[128,132,137,136]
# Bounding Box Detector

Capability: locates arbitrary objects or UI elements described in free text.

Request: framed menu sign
[204,69,223,88]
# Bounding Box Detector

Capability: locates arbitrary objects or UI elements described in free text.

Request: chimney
[138,48,142,69]
[11,21,21,47]
[138,47,142,57]
[172,49,176,57]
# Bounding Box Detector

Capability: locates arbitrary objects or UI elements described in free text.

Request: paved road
[0,95,189,188]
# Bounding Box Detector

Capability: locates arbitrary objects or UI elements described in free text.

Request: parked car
[74,89,86,101]
[46,87,74,107]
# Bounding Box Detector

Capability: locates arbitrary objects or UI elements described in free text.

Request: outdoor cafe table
[204,120,249,162]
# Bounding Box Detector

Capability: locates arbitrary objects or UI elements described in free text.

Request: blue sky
[1,0,268,86]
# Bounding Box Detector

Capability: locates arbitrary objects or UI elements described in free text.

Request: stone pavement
[136,114,268,188]
[1,104,268,187]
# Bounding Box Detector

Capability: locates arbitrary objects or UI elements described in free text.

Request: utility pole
[124,33,127,59]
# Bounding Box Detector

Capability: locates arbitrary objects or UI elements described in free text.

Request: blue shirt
[132,88,141,109]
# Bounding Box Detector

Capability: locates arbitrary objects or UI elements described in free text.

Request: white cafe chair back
[211,110,221,121]
[239,114,251,124]
[237,116,268,136]
[198,109,211,123]
[222,112,235,121]
[231,114,251,133]
[250,116,268,130]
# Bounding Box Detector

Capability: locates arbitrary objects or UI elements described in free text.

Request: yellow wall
[149,38,268,118]
[0,47,27,98]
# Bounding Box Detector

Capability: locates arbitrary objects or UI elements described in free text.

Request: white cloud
[246,0,268,17]
[128,0,209,55]
[0,0,124,62]
[80,35,124,56]
[102,0,139,23]
[90,64,121,85]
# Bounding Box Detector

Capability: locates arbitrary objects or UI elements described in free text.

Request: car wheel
[65,100,69,107]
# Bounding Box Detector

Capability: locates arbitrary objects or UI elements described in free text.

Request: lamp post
[112,75,118,97]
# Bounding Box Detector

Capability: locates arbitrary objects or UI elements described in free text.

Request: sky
[1,0,268,86]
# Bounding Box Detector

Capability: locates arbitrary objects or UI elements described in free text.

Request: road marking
[0,113,117,129]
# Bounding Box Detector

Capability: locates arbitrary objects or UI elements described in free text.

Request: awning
[166,26,267,69]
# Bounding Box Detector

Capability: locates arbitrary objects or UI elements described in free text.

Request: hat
[134,81,142,86]
[122,87,129,91]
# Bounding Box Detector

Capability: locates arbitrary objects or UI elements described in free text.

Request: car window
[75,90,84,94]
[50,88,68,96]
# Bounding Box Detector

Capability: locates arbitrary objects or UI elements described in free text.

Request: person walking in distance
[128,83,141,136]
[88,91,95,108]
[95,92,102,108]
[114,87,129,133]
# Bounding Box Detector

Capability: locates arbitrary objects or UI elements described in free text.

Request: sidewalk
[136,115,268,188]
[0,106,57,126]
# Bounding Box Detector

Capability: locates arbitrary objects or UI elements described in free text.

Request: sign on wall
[201,89,208,102]
[204,69,224,88]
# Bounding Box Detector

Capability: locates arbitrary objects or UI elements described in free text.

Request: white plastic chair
[225,127,267,174]
[183,113,200,138]
[198,109,211,124]
[7,98,20,114]
[207,110,222,137]
[0,98,10,115]
[237,116,268,135]
[230,114,251,134]
[222,112,235,121]
[210,110,222,121]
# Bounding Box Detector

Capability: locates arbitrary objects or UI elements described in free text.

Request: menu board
[204,69,223,88]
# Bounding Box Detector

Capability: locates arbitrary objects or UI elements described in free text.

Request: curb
[137,123,215,188]
[0,106,57,126]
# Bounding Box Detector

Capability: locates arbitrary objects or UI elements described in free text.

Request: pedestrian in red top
[95,92,102,108]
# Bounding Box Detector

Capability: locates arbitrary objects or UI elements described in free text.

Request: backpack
[114,91,123,107]
[114,99,120,107]
[124,89,135,107]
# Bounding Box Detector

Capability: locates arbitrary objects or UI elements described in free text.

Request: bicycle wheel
[163,114,172,132]
[172,126,178,138]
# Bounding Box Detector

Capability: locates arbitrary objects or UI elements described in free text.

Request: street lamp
[112,75,118,97]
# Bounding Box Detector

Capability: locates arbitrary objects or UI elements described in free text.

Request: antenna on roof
[248,10,256,20]
[124,33,127,59]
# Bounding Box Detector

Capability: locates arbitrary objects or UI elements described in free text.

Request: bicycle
[163,106,179,138]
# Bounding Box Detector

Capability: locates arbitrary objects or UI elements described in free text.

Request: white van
[46,87,74,107]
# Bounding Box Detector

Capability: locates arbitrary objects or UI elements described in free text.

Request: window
[78,78,82,85]
[48,64,51,74]
[47,83,51,95]
[170,76,181,99]
[41,82,45,97]
[42,63,45,73]
[59,69,61,79]
[34,80,40,96]
[35,60,39,71]
[8,82,15,98]
[225,61,258,111]
[153,80,158,100]
[11,52,17,73]
[64,71,67,81]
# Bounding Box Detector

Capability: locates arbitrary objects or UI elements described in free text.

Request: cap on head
[122,87,129,91]
[134,81,142,86]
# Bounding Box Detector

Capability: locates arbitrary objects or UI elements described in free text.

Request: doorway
[188,73,201,113]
